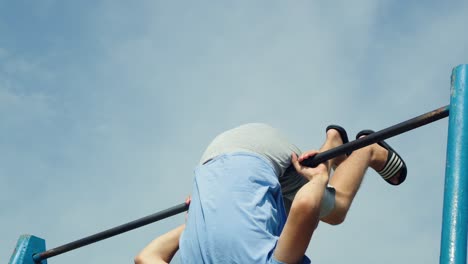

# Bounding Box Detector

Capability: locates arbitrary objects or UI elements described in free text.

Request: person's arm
[134,224,185,264]
[274,151,329,264]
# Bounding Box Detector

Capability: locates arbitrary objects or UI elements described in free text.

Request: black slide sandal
[356,130,407,185]
[326,125,352,156]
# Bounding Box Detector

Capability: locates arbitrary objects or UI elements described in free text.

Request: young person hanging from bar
[135,123,407,264]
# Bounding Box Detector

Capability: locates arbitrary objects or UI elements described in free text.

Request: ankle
[369,144,387,171]
[351,145,373,166]
[356,135,386,171]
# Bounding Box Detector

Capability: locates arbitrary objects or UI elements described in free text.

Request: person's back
[179,152,287,263]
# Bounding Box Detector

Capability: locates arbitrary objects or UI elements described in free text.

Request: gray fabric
[200,123,335,218]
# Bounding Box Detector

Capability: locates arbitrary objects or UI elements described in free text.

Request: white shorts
[200,123,335,218]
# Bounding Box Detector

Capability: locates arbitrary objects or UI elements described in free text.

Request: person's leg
[321,133,401,225]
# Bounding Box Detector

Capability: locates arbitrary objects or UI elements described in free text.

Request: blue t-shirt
[179,152,311,264]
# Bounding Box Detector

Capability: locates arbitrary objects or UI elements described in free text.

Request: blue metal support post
[440,64,468,264]
[9,235,47,264]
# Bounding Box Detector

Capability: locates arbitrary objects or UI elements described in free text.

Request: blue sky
[2,1,467,263]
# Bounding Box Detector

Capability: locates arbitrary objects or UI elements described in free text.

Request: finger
[291,152,298,165]
[299,150,317,159]
[291,153,301,171]
[299,150,318,161]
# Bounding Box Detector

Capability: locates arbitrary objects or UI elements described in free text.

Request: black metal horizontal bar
[31,105,450,262]
[33,202,189,262]
[302,105,450,167]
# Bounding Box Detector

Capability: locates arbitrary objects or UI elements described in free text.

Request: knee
[323,191,354,225]
[325,212,347,225]
[134,255,143,264]
[134,253,149,264]
[321,207,347,225]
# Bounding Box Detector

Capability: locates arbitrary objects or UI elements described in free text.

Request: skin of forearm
[295,174,328,207]
[274,175,328,263]
[136,224,185,264]
[291,173,328,230]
